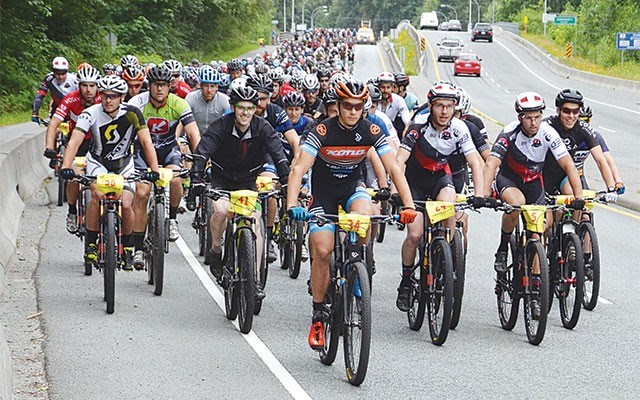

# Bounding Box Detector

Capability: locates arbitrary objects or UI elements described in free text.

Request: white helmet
[77,67,101,84]
[455,87,472,114]
[377,71,395,84]
[52,56,69,72]
[230,77,248,91]
[515,91,546,114]
[98,75,128,94]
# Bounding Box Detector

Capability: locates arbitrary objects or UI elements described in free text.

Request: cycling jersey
[75,103,146,169]
[304,98,323,119]
[448,119,489,174]
[33,72,78,117]
[461,113,487,139]
[574,131,609,173]
[172,80,192,99]
[53,90,101,134]
[368,111,397,139]
[491,120,568,183]
[261,102,294,133]
[402,92,421,111]
[185,90,231,135]
[128,92,195,149]
[302,116,391,184]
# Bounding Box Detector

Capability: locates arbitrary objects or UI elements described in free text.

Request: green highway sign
[554,15,577,25]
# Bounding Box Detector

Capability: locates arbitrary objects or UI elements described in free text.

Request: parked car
[438,21,449,31]
[471,23,493,42]
[437,37,464,62]
[447,19,463,31]
[454,53,482,77]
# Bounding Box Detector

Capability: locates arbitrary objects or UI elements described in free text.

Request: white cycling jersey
[379,93,410,126]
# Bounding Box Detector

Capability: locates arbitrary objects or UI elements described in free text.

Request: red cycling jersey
[172,80,192,99]
[53,90,101,137]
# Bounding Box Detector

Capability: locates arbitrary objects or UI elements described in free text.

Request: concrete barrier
[0,127,50,400]
[380,37,403,72]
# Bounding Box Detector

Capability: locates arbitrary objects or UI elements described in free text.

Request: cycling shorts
[451,167,469,194]
[135,145,182,170]
[308,179,371,234]
[495,171,545,205]
[406,169,455,201]
[86,153,136,193]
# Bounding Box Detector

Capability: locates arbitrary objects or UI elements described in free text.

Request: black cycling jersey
[448,119,489,174]
[461,113,487,140]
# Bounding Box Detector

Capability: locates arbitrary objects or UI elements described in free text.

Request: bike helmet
[302,74,320,91]
[76,62,92,72]
[247,74,274,94]
[98,75,128,94]
[427,82,459,104]
[579,104,592,120]
[394,72,410,87]
[52,56,69,72]
[227,58,244,72]
[198,66,221,84]
[455,87,472,114]
[515,91,546,114]
[161,59,183,75]
[367,84,382,102]
[377,71,395,84]
[122,65,144,82]
[555,88,584,107]
[191,59,201,67]
[229,85,259,105]
[120,54,139,69]
[146,65,172,83]
[289,74,304,90]
[183,68,199,88]
[316,68,332,79]
[255,63,269,74]
[229,77,248,91]
[77,66,101,83]
[334,79,369,101]
[282,91,306,107]
[329,72,349,87]
[268,67,284,84]
[321,87,338,105]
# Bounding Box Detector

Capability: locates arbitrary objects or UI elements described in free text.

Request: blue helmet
[198,66,221,84]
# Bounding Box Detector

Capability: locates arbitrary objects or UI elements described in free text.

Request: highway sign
[617,32,640,50]
[554,15,577,25]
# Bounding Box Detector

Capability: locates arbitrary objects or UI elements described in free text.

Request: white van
[419,11,439,30]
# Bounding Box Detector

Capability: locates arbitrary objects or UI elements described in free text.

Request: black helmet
[247,74,274,94]
[394,72,410,87]
[321,87,338,105]
[283,91,306,107]
[555,88,584,107]
[316,68,331,79]
[147,65,172,83]
[229,85,259,105]
[579,104,592,120]
[227,58,244,72]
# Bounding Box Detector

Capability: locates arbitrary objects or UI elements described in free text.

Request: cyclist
[161,59,192,99]
[122,65,146,101]
[286,79,417,349]
[227,58,245,81]
[376,72,410,140]
[543,89,618,198]
[366,84,399,150]
[482,92,583,318]
[59,75,159,269]
[185,66,231,136]
[394,82,487,312]
[32,57,78,123]
[394,73,420,111]
[190,85,290,299]
[317,87,339,120]
[128,65,201,266]
[282,91,316,147]
[44,66,102,233]
[455,87,487,139]
[268,68,285,108]
[301,74,323,120]
[316,68,332,95]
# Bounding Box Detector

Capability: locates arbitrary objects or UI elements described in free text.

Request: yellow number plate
[455,193,468,204]
[156,168,173,188]
[96,174,124,195]
[521,205,547,233]
[338,213,370,237]
[425,201,455,224]
[229,190,259,216]
[73,156,87,168]
[256,176,274,193]
[59,122,70,135]
[554,195,574,206]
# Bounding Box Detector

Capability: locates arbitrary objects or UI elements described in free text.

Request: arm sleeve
[489,130,510,161]
[399,124,420,153]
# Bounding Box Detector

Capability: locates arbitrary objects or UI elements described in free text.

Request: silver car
[437,38,464,62]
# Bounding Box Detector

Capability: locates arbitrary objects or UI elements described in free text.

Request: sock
[498,229,512,252]
[68,203,77,214]
[133,232,145,251]
[122,234,132,248]
[86,230,98,246]
[313,301,325,312]
[401,264,413,285]
[169,206,178,219]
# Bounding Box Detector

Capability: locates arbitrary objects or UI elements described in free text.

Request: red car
[454,53,482,77]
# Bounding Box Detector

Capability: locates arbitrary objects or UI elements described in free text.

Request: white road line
[176,237,313,400]
[598,126,616,133]
[496,82,501,88]
[495,40,640,116]
[504,88,510,93]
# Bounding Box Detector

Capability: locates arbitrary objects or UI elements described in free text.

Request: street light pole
[492,0,495,24]
[473,0,480,23]
[310,6,328,30]
[291,0,295,33]
[302,0,306,27]
[543,0,548,36]
[468,0,472,31]
[439,4,458,20]
[283,0,286,32]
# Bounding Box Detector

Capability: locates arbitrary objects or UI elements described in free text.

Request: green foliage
[0,0,273,116]
[394,31,418,75]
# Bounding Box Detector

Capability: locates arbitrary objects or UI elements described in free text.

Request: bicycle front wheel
[375,200,388,243]
[558,232,584,329]
[497,234,519,330]
[103,212,117,314]
[450,229,465,330]
[80,188,92,276]
[522,240,549,345]
[320,259,341,366]
[343,261,371,386]
[237,228,256,333]
[579,222,600,311]
[203,196,213,257]
[407,255,426,331]
[153,201,166,296]
[427,238,454,346]
[289,220,304,279]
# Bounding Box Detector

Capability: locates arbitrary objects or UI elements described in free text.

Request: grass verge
[393,31,418,75]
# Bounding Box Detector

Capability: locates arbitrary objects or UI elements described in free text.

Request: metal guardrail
[396,20,426,75]
[380,37,403,72]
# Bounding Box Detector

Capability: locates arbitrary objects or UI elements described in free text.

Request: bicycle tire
[558,232,584,329]
[80,189,92,276]
[343,261,371,386]
[254,223,267,316]
[450,229,466,330]
[279,217,292,270]
[57,170,65,207]
[497,235,518,331]
[197,195,207,256]
[289,220,304,279]
[320,259,341,366]
[153,200,165,296]
[375,201,388,243]
[579,222,600,311]
[104,211,117,314]
[223,225,238,320]
[522,240,549,345]
[427,238,454,346]
[204,197,213,257]
[237,228,256,333]
[408,249,426,331]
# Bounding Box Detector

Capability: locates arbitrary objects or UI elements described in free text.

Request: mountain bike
[489,201,549,345]
[276,190,308,279]
[312,212,395,386]
[545,194,585,329]
[41,119,70,206]
[579,190,609,311]
[254,176,281,315]
[70,156,93,276]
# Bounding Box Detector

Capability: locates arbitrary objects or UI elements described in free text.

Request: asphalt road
[19,42,640,399]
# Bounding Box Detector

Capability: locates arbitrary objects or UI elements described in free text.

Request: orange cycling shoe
[308,321,325,349]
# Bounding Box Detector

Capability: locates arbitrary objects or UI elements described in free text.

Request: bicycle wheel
[104,212,117,314]
[427,238,453,345]
[80,189,92,276]
[579,222,600,311]
[558,232,584,329]
[343,261,371,386]
[254,221,268,316]
[320,259,341,366]
[522,240,549,345]
[152,199,166,296]
[57,169,65,207]
[408,250,426,331]
[223,226,238,320]
[496,235,518,331]
[290,220,304,279]
[237,228,256,333]
[196,195,206,256]
[204,196,213,257]
[450,229,465,330]
[375,201,388,243]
